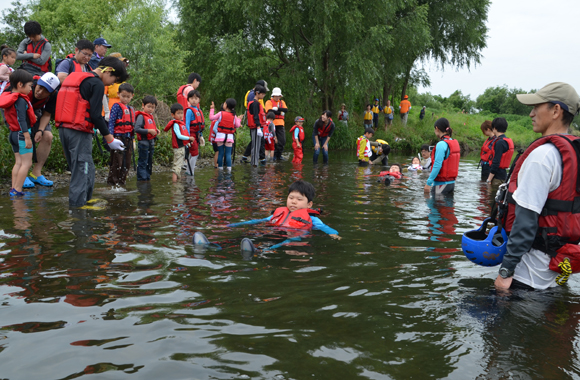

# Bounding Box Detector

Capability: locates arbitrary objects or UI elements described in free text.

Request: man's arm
[79,77,109,137]
[16,39,33,60]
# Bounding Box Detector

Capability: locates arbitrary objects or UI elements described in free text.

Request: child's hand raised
[210,101,215,109]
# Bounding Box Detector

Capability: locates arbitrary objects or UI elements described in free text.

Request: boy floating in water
[194,180,340,255]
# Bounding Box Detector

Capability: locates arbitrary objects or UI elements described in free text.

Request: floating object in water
[193,232,210,246]
[462,218,507,267]
[240,238,256,261]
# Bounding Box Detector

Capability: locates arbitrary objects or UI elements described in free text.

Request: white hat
[271,87,283,97]
[37,72,59,93]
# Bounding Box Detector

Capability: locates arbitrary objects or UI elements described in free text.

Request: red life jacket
[27,83,51,110]
[113,102,135,134]
[431,136,460,182]
[0,92,37,132]
[209,119,217,143]
[55,72,97,133]
[503,134,580,274]
[269,207,321,230]
[25,38,51,72]
[246,100,266,129]
[317,119,334,138]
[63,58,87,74]
[176,84,190,110]
[269,99,285,120]
[217,111,236,134]
[165,119,190,148]
[379,170,402,179]
[186,106,205,135]
[480,136,495,161]
[290,124,305,142]
[135,111,157,141]
[487,136,514,169]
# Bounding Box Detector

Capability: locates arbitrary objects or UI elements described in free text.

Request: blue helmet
[462,218,508,267]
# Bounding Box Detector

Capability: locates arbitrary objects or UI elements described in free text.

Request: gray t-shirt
[512,143,562,289]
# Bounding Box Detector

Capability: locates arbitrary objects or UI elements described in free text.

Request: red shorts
[265,138,275,151]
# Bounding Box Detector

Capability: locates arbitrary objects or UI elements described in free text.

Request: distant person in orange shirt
[399,95,412,126]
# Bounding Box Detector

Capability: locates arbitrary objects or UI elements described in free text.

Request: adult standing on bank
[88,38,111,70]
[424,118,460,196]
[399,95,412,126]
[312,110,335,164]
[495,82,580,291]
[383,100,394,130]
[55,57,128,207]
[265,87,288,161]
[55,39,94,83]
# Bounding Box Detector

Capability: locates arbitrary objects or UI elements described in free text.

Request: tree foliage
[475,86,533,116]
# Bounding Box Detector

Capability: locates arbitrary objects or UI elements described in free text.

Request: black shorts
[212,142,219,152]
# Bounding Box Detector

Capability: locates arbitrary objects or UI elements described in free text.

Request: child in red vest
[290,116,305,163]
[193,180,340,257]
[164,103,195,182]
[0,70,36,196]
[209,98,241,171]
[134,95,160,181]
[107,83,135,186]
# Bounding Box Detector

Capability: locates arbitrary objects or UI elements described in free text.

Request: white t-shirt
[512,143,562,289]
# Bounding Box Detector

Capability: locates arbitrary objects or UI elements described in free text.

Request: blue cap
[93,38,112,48]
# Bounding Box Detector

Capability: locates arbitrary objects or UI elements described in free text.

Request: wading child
[107,83,135,186]
[185,89,205,147]
[486,117,513,185]
[0,48,16,95]
[209,98,240,172]
[478,120,495,181]
[357,128,374,166]
[194,180,341,256]
[164,103,195,182]
[264,111,277,161]
[363,104,373,129]
[290,116,305,164]
[0,70,36,196]
[209,116,219,168]
[134,95,160,181]
[420,144,432,170]
[243,84,268,166]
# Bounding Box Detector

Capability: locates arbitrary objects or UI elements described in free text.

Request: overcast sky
[2,0,578,100]
[417,0,580,99]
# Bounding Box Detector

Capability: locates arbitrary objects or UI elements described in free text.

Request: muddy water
[1,153,580,380]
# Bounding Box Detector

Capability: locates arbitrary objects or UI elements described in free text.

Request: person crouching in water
[369,139,390,166]
[290,116,305,164]
[357,128,374,166]
[209,98,241,172]
[107,82,135,186]
[424,118,460,196]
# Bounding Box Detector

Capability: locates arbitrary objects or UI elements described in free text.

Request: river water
[1,153,580,380]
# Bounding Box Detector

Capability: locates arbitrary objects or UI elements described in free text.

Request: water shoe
[23,177,35,188]
[29,174,53,186]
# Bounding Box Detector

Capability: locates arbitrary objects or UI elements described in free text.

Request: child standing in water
[0,70,36,196]
[264,111,277,161]
[290,116,305,163]
[407,157,423,171]
[164,103,195,182]
[209,98,241,172]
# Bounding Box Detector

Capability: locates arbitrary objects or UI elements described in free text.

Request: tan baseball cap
[516,82,580,115]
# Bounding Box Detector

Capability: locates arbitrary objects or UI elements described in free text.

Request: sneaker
[193,231,210,246]
[260,159,267,165]
[241,156,249,163]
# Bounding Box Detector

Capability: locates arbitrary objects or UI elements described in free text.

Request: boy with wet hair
[107,83,135,186]
[16,21,52,76]
[135,95,159,181]
[194,180,340,257]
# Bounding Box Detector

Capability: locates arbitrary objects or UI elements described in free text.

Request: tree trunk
[383,82,392,105]
[400,66,412,100]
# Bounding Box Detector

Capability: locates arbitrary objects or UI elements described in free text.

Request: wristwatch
[499,267,513,279]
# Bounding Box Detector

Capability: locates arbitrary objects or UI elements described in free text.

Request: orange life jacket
[290,125,305,142]
[25,38,51,73]
[247,100,266,129]
[135,111,156,141]
[379,170,402,179]
[267,99,285,120]
[113,102,135,134]
[54,72,97,133]
[431,136,460,182]
[503,134,580,274]
[480,136,495,162]
[217,111,236,134]
[0,92,37,132]
[488,136,514,169]
[186,105,205,136]
[269,207,321,230]
[176,84,191,110]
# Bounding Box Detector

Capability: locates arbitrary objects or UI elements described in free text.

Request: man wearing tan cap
[495,82,580,291]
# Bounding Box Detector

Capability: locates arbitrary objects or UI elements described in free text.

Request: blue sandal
[23,177,35,188]
[29,174,53,187]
